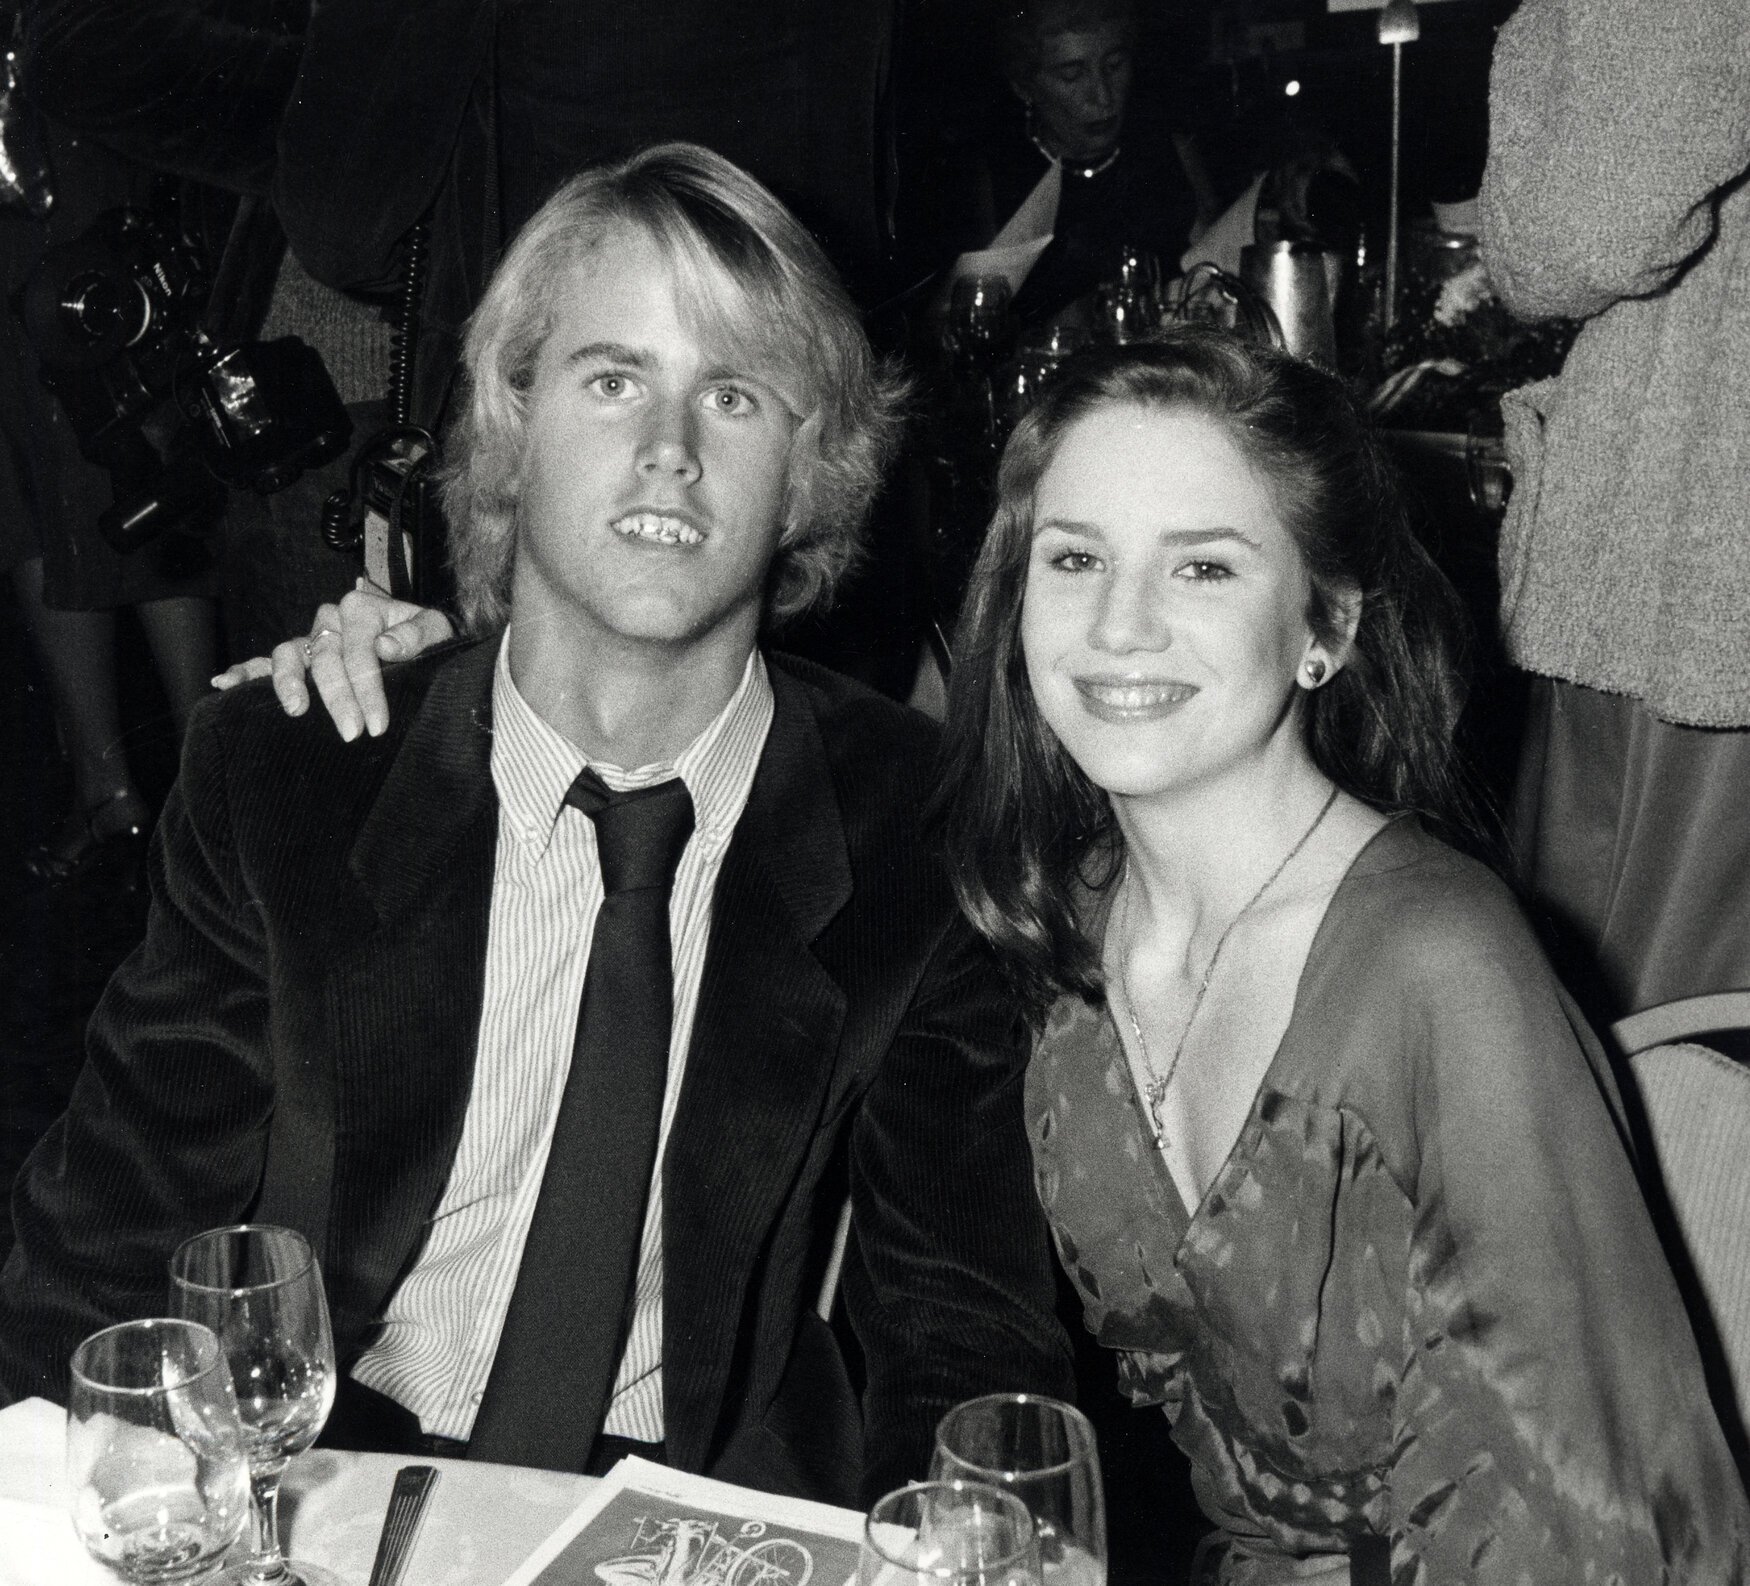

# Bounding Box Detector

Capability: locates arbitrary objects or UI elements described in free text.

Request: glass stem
[247,1468,293,1585]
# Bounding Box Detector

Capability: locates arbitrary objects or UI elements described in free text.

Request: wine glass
[1114,244,1161,301]
[931,1396,1106,1586]
[67,1318,252,1584]
[169,1225,339,1586]
[1094,282,1153,344]
[1000,323,1091,428]
[860,1479,1040,1586]
[948,275,1017,373]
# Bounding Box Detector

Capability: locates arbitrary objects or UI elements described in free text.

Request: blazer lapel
[318,637,503,1345]
[348,637,501,922]
[663,664,854,1471]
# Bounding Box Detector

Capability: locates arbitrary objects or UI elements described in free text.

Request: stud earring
[1304,658,1327,686]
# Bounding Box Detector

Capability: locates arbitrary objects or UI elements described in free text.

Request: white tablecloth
[0,1397,593,1586]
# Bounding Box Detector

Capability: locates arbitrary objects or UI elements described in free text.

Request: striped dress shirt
[350,636,774,1443]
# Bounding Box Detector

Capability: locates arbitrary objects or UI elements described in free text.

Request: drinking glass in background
[931,1395,1106,1586]
[948,275,1017,373]
[1093,282,1152,345]
[1095,244,1161,345]
[1000,324,1090,430]
[860,1479,1040,1586]
[169,1225,339,1586]
[1117,244,1160,288]
[67,1318,251,1585]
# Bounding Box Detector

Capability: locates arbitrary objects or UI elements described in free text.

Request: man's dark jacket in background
[270,0,901,427]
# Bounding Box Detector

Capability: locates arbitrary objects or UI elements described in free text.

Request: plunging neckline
[1102,813,1413,1229]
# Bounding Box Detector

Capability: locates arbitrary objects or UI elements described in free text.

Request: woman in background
[921,0,1215,326]
[938,329,1750,1583]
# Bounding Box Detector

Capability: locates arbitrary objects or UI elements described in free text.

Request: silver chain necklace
[1051,143,1122,180]
[1116,786,1339,1149]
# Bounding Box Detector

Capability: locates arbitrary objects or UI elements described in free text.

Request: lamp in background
[1377,0,1420,332]
[1377,0,1421,44]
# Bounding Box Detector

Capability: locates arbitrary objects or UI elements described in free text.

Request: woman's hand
[211,578,456,740]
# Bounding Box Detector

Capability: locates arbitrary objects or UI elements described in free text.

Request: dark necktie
[469,769,695,1468]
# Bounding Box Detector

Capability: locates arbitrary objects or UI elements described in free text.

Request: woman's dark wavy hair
[937,327,1484,1020]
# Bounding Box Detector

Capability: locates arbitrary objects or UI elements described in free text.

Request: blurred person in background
[2,125,228,884]
[272,0,902,414]
[33,0,915,680]
[912,0,1218,329]
[28,0,429,665]
[1480,0,1750,1024]
[10,0,327,885]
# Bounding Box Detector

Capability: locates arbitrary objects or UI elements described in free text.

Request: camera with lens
[15,205,351,552]
[320,423,443,603]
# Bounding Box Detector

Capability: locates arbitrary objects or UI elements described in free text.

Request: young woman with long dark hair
[939,329,1749,1583]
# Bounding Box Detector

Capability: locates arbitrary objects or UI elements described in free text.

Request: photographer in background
[25,0,409,665]
[3,121,225,885]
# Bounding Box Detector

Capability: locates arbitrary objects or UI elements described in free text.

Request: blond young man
[0,145,1071,1503]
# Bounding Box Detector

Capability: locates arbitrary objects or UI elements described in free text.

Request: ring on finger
[303,625,341,664]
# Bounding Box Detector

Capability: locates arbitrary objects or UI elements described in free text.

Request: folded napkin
[947,234,1054,296]
[1180,173,1264,280]
[0,1398,110,1586]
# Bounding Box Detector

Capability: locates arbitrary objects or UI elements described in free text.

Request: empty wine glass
[860,1479,1040,1586]
[931,1395,1106,1586]
[67,1318,252,1585]
[169,1226,338,1586]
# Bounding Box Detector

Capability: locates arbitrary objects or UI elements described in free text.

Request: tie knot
[565,770,695,894]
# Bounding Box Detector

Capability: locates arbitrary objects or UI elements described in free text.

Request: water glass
[170,1225,338,1586]
[67,1318,252,1585]
[931,1395,1106,1586]
[860,1480,1040,1586]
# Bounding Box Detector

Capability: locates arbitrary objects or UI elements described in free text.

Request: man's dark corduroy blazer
[0,636,1072,1503]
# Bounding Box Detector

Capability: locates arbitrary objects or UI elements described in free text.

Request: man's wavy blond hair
[441,142,906,633]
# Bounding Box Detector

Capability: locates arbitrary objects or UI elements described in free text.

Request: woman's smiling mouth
[1072,675,1199,722]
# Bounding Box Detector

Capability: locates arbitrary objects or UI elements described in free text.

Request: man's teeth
[613,513,703,545]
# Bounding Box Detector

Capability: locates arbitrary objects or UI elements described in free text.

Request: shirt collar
[490,634,774,855]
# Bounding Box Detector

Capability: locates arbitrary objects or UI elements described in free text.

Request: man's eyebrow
[561,341,652,370]
[1033,517,1262,549]
[699,361,774,386]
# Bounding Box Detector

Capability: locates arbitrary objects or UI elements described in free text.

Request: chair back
[1613,993,1750,1435]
